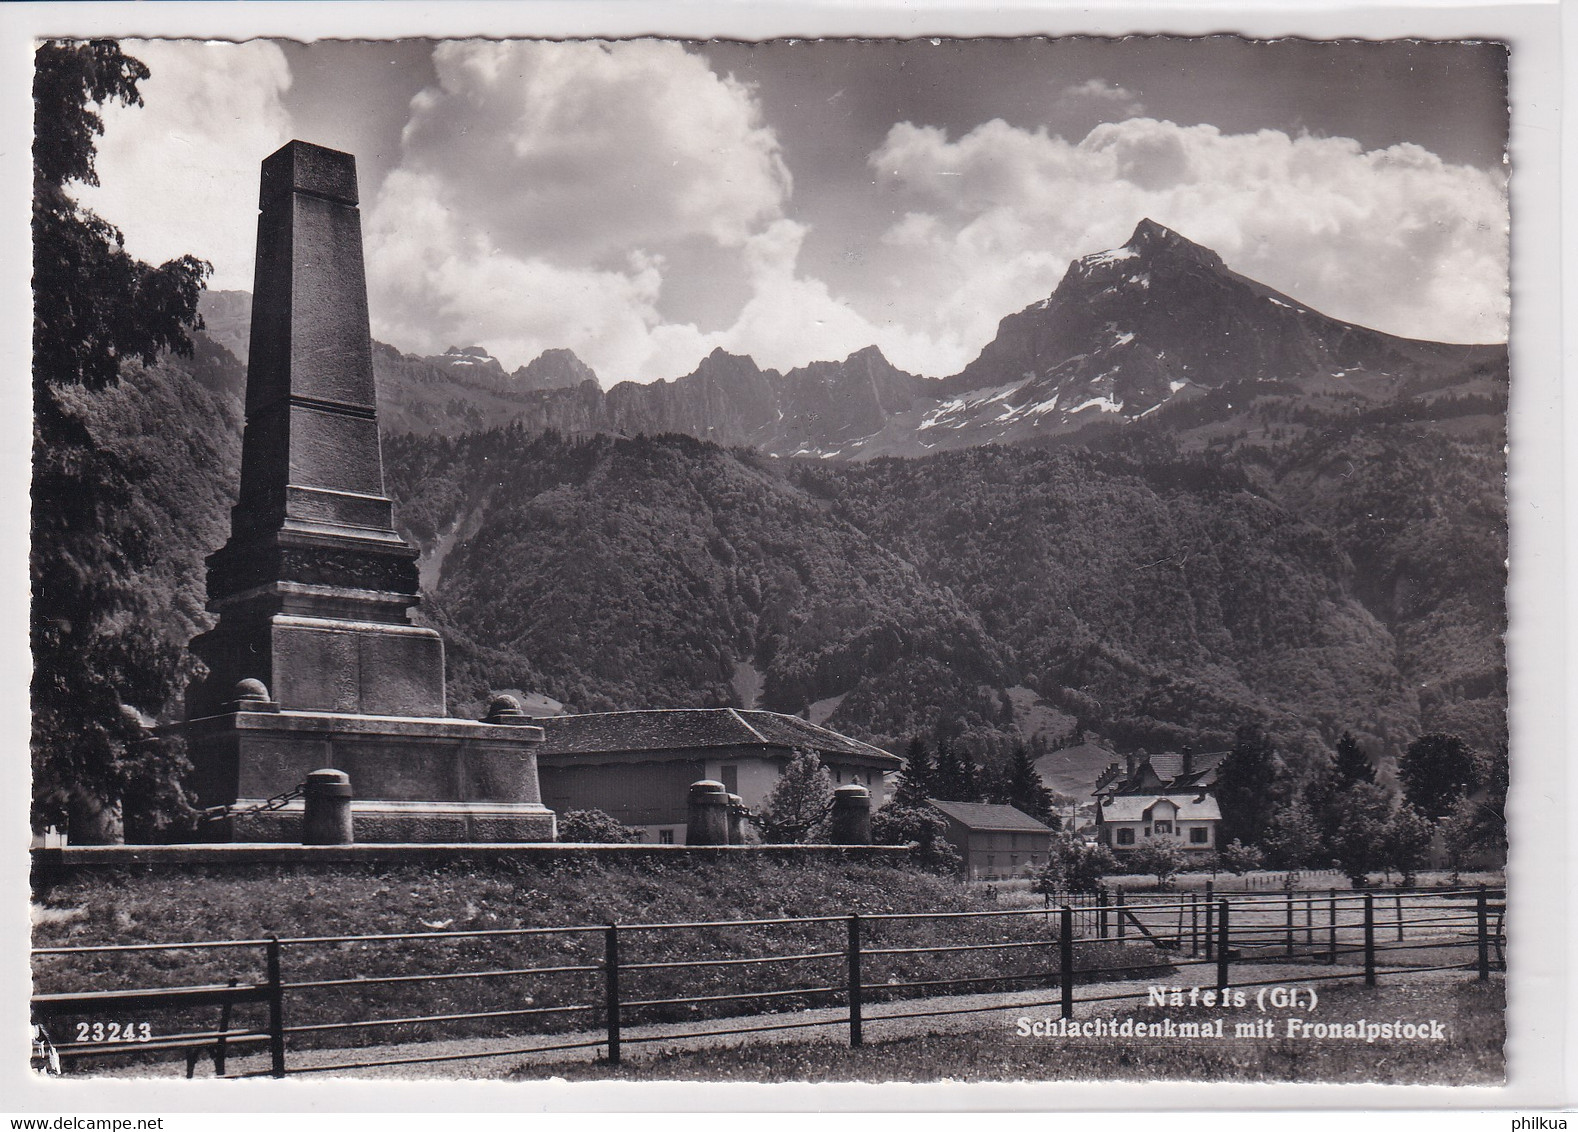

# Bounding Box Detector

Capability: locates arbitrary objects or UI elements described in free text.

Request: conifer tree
[1005,744,1055,824]
[893,735,935,807]
[1333,731,1375,788]
[1215,723,1278,848]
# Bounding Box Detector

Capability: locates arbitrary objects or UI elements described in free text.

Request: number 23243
[75,1021,152,1043]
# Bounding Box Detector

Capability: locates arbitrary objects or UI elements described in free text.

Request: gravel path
[153,960,1482,1081]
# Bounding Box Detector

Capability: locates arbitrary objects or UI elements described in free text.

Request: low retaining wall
[31,842,912,892]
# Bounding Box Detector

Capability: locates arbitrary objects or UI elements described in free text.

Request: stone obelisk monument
[184,140,555,843]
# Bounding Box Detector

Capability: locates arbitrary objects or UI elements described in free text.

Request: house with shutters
[926,799,1058,880]
[1092,747,1224,859]
[535,708,900,844]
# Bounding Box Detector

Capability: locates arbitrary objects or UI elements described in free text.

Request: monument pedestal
[187,700,555,843]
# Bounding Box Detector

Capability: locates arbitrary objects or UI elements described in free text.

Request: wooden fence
[31,885,1504,1077]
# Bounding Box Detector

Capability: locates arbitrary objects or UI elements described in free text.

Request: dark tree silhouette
[1333,731,1376,787]
[1397,733,1477,820]
[892,735,935,808]
[32,40,210,839]
[1215,723,1278,848]
[931,737,979,802]
[1005,744,1055,824]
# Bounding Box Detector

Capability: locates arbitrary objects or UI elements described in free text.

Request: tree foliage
[870,802,962,873]
[892,735,935,808]
[1332,731,1376,788]
[1444,742,1507,867]
[1215,723,1278,848]
[1328,781,1394,888]
[1261,799,1324,870]
[1397,733,1477,820]
[32,40,210,839]
[1385,804,1435,886]
[1217,839,1265,876]
[1125,840,1185,889]
[751,748,835,843]
[1035,835,1118,894]
[1004,744,1056,825]
[930,737,980,802]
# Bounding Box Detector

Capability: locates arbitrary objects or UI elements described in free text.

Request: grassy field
[33,856,1161,1062]
[520,977,1505,1084]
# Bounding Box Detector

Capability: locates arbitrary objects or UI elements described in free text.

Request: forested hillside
[383,423,1505,773]
[63,305,1504,800]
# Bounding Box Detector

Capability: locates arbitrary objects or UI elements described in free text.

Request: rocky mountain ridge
[199,219,1505,459]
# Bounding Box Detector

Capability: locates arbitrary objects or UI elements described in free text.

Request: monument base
[229,801,556,843]
[184,705,556,844]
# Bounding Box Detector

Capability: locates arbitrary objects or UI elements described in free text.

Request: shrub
[1045,835,1118,894]
[1217,839,1264,876]
[1124,841,1184,889]
[871,802,962,873]
[556,809,643,844]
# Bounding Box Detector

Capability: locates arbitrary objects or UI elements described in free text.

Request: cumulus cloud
[368,39,825,380]
[865,117,1509,349]
[1056,78,1146,118]
[72,40,293,290]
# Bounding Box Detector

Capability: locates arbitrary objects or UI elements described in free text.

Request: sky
[73,37,1510,384]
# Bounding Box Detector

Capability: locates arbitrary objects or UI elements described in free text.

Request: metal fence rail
[32,885,1505,1076]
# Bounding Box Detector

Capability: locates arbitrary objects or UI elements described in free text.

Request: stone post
[301,768,353,845]
[686,780,730,846]
[726,793,745,845]
[829,783,872,845]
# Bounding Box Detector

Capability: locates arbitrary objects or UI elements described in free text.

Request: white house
[1096,792,1221,857]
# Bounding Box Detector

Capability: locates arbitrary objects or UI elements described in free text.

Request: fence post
[847,914,863,1048]
[1204,897,1214,961]
[1305,893,1313,946]
[1098,886,1108,940]
[1060,905,1075,1020]
[1363,893,1376,987]
[1190,893,1199,956]
[1215,899,1230,995]
[1395,893,1405,943]
[1328,888,1337,965]
[1476,886,1489,981]
[265,936,285,1079]
[1116,887,1126,940]
[604,924,621,1065]
[1285,891,1295,957]
[217,977,237,1077]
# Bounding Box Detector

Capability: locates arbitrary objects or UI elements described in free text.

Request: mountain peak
[1122,218,1225,271]
[1128,217,1180,247]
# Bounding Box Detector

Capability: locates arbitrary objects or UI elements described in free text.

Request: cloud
[72,40,293,290]
[1056,78,1146,118]
[367,40,815,380]
[865,117,1509,348]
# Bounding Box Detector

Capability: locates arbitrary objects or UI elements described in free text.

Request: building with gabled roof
[1092,747,1226,858]
[536,708,900,843]
[926,799,1058,880]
